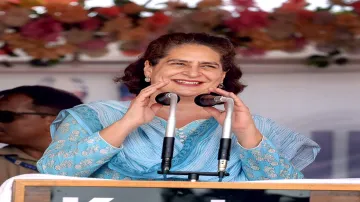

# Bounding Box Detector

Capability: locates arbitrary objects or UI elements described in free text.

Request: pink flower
[231,0,255,8]
[225,10,268,31]
[80,18,102,31]
[20,17,62,42]
[77,39,107,50]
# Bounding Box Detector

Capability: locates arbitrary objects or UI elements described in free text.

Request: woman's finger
[209,87,231,97]
[136,82,170,104]
[137,87,163,103]
[209,88,249,110]
[138,80,170,98]
[228,92,248,109]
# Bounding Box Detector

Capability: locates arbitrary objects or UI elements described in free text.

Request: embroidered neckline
[155,117,214,143]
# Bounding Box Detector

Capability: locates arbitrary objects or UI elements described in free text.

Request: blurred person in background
[0,85,83,184]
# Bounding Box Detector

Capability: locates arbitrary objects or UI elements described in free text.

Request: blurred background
[0,0,360,179]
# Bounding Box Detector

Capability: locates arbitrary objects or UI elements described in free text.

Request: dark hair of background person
[0,85,83,112]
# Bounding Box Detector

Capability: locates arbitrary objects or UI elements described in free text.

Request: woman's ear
[144,60,153,78]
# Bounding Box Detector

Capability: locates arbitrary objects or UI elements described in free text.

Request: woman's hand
[123,80,170,128]
[203,88,263,148]
[100,80,169,148]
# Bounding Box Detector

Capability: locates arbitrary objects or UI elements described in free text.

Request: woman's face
[144,44,226,98]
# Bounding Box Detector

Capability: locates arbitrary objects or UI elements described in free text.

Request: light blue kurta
[37,100,320,181]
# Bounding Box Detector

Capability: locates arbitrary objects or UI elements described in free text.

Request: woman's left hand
[203,88,263,148]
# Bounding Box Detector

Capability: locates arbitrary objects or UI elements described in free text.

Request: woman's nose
[186,65,201,77]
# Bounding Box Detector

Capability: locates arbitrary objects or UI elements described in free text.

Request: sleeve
[237,115,320,180]
[238,136,304,180]
[36,105,122,177]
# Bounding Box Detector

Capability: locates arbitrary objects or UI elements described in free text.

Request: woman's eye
[202,65,216,68]
[172,63,185,66]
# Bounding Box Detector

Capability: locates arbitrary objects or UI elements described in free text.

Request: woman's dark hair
[116,32,246,95]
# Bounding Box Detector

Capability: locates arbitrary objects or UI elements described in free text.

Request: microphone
[194,93,234,180]
[155,92,180,105]
[155,92,180,174]
[194,93,225,107]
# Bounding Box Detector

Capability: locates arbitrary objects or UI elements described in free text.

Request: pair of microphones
[156,92,226,107]
[155,92,234,180]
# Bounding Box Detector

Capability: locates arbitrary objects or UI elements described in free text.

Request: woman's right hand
[123,80,170,127]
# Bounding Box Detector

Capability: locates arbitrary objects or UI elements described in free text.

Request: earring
[218,83,224,88]
[145,77,151,82]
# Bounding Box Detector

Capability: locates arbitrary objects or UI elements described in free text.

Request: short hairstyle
[0,85,83,112]
[116,32,246,95]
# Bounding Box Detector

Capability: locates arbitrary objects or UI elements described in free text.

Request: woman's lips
[173,79,203,86]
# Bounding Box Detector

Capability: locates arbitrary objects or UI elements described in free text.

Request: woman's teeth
[175,80,200,84]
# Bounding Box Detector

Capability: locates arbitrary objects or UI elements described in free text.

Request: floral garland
[0,0,359,68]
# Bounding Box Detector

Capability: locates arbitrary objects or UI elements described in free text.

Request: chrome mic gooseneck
[217,96,234,179]
[194,93,234,180]
[155,92,180,174]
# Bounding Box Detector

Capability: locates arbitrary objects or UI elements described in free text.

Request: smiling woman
[36,32,320,182]
[119,33,245,97]
[143,45,225,97]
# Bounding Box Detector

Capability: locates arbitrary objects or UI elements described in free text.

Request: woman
[37,33,320,181]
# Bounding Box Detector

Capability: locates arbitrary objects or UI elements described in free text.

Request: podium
[8,177,360,202]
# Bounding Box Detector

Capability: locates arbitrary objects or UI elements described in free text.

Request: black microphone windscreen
[194,93,224,107]
[155,92,180,106]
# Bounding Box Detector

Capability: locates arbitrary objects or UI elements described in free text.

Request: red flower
[351,1,360,14]
[20,17,62,42]
[231,0,255,8]
[225,10,268,31]
[95,6,122,18]
[147,12,171,28]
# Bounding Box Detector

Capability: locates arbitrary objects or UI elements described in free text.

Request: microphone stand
[217,97,234,180]
[158,95,233,182]
[160,93,178,174]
